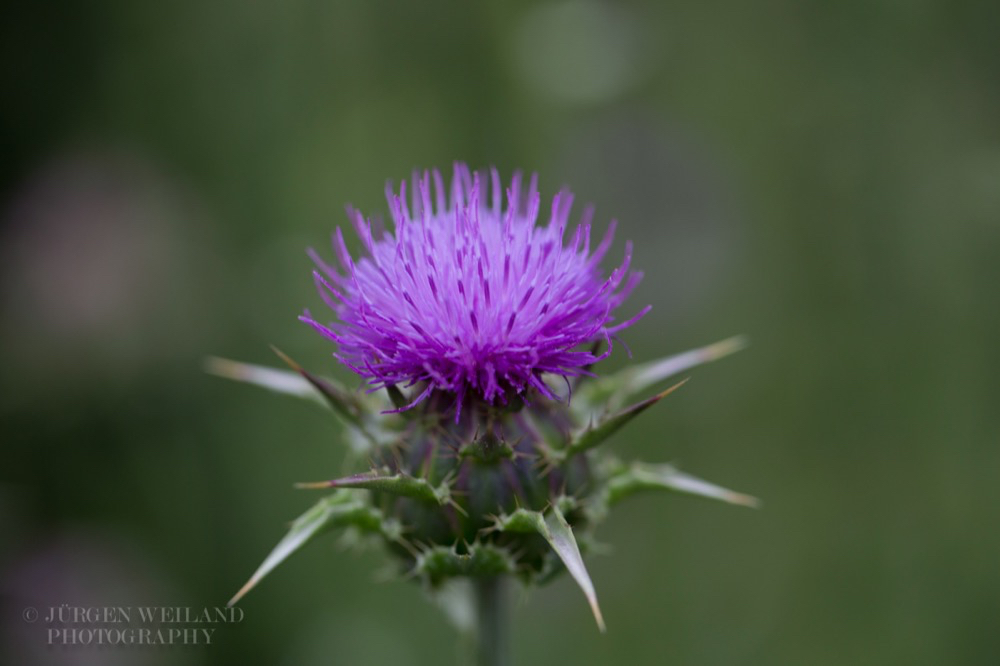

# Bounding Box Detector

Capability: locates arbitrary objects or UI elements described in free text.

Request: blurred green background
[2,0,998,664]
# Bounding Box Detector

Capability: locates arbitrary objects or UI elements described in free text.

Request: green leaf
[204,357,316,400]
[296,470,453,506]
[205,350,372,428]
[270,346,365,428]
[628,336,746,396]
[543,505,605,631]
[228,490,385,606]
[564,378,688,458]
[495,506,605,631]
[206,352,395,452]
[605,461,759,508]
[577,335,746,413]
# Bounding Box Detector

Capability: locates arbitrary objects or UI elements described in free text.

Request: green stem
[474,576,510,666]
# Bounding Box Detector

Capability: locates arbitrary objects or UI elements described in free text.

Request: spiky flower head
[210,164,754,633]
[302,164,649,414]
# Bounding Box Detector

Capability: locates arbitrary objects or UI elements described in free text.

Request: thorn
[227,580,254,608]
[294,480,329,489]
[567,378,689,457]
[448,499,469,517]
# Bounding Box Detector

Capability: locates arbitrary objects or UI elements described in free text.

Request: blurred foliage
[2,0,999,664]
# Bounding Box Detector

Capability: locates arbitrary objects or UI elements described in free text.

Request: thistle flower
[301,164,649,416]
[208,164,755,657]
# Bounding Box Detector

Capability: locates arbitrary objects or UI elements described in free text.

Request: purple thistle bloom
[302,163,650,415]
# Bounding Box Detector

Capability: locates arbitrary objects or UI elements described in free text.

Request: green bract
[207,335,756,630]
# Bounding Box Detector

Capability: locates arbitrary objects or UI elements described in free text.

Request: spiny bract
[209,164,755,631]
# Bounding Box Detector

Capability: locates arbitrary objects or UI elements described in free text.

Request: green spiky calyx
[335,393,593,582]
[208,336,756,629]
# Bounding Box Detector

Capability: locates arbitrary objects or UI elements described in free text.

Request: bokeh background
[2,1,999,664]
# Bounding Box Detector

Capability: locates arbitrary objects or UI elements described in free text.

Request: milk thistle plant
[209,164,755,666]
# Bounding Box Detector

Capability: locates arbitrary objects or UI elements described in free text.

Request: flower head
[216,165,752,624]
[302,163,649,412]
